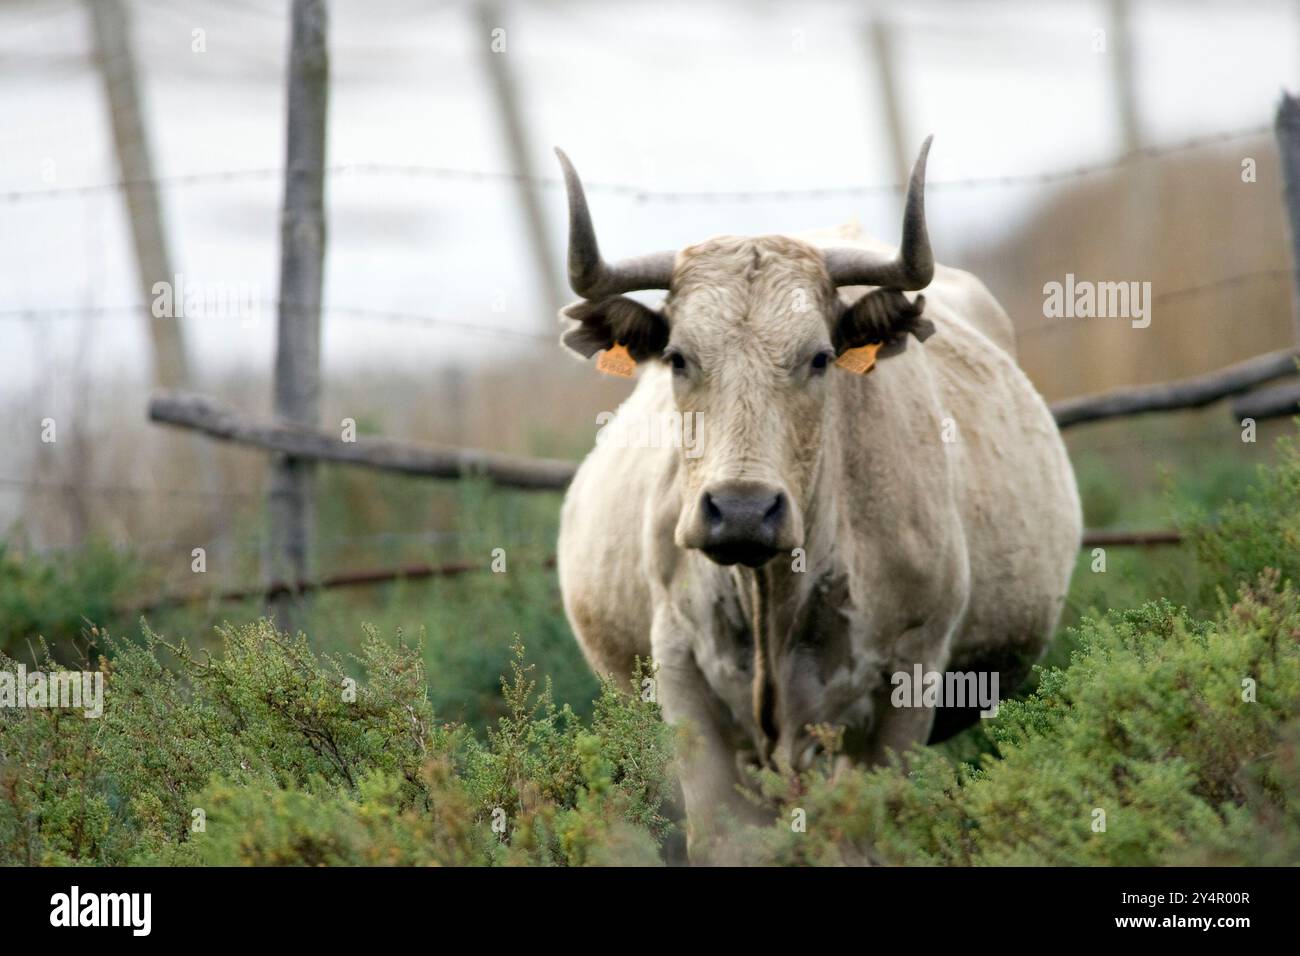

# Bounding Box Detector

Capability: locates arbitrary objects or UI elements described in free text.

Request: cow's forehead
[667,235,835,342]
[672,235,830,299]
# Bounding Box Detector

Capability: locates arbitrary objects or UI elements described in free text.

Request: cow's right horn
[555,148,676,299]
[823,135,935,291]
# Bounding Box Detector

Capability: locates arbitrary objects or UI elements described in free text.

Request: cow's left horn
[823,135,934,291]
[555,148,675,299]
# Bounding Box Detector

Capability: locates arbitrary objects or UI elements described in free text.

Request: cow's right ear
[559,295,669,363]
[833,288,933,364]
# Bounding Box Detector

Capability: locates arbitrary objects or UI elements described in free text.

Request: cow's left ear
[559,295,669,364]
[833,288,934,364]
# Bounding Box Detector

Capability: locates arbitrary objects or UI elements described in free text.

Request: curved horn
[823,135,934,291]
[555,147,675,299]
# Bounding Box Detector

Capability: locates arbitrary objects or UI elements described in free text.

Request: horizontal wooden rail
[1049,348,1299,428]
[153,345,1299,503]
[1230,380,1300,421]
[1080,529,1182,547]
[149,392,577,491]
[155,350,1300,497]
[132,556,559,612]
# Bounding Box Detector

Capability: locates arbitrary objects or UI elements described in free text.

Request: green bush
[1186,436,1300,601]
[0,540,141,659]
[0,626,672,866]
[129,478,595,736]
[741,578,1300,865]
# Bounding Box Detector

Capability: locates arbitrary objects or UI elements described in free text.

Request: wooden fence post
[267,0,329,632]
[1106,0,1141,154]
[1274,93,1300,345]
[475,0,563,318]
[87,0,223,520]
[865,16,910,216]
[86,0,191,389]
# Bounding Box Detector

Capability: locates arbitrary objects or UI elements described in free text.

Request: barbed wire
[0,475,260,500]
[323,304,553,341]
[3,266,1283,344]
[16,525,551,559]
[1015,267,1294,340]
[1066,429,1262,456]
[0,123,1271,207]
[0,301,556,341]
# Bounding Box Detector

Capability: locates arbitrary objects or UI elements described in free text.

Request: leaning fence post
[475,0,563,319]
[864,15,909,221]
[86,0,191,390]
[267,0,329,633]
[1275,93,1300,344]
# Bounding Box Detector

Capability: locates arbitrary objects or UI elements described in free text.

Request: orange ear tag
[596,342,637,378]
[835,341,882,375]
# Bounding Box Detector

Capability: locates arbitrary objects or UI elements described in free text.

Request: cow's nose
[698,479,788,567]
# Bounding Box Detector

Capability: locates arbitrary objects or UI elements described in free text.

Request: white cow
[553,139,1081,858]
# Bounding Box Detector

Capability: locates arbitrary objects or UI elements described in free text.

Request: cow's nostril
[762,493,786,529]
[703,492,723,527]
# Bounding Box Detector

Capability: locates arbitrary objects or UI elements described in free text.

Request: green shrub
[0,627,672,866]
[0,540,141,659]
[461,644,672,851]
[1186,436,1300,600]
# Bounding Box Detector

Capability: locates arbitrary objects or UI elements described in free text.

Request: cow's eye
[666,350,687,375]
[810,351,832,375]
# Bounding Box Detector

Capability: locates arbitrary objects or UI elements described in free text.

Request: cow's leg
[927,640,1040,743]
[863,617,959,766]
[651,628,762,863]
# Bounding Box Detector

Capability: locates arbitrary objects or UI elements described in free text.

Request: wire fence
[0,474,260,500]
[0,122,1272,207]
[0,118,1280,366]
[2,264,1290,350]
[1,110,1290,599]
[10,523,554,561]
[1017,267,1295,340]
[0,301,556,342]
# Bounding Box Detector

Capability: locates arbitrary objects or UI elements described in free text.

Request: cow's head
[557,141,936,568]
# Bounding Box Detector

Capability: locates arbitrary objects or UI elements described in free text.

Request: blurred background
[1,0,1297,728]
